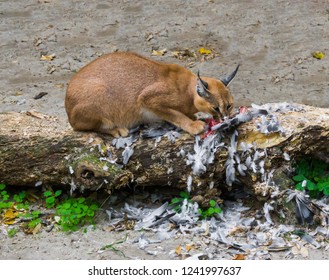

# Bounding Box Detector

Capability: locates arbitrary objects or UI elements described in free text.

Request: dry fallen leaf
[40,53,56,61]
[32,222,42,235]
[175,245,182,255]
[198,47,212,55]
[54,83,65,88]
[272,76,280,84]
[186,244,196,252]
[228,226,247,235]
[312,51,325,60]
[47,65,56,74]
[232,254,246,260]
[171,51,180,58]
[34,38,42,47]
[151,49,167,56]
[300,246,309,258]
[3,206,19,225]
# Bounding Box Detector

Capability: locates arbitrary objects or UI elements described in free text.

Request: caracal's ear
[196,70,210,98]
[220,64,240,87]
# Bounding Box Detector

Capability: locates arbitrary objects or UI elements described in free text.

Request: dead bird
[211,106,268,133]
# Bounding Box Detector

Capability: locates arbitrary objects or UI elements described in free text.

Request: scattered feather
[164,131,181,143]
[283,152,290,161]
[187,175,193,192]
[251,102,303,113]
[112,136,134,149]
[186,135,219,175]
[69,166,74,174]
[122,146,134,165]
[286,190,314,225]
[35,181,42,187]
[240,141,253,155]
[263,202,274,225]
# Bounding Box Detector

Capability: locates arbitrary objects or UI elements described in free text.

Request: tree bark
[1,104,329,208]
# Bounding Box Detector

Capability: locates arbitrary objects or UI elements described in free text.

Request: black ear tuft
[221,64,240,87]
[203,80,209,89]
[197,71,209,89]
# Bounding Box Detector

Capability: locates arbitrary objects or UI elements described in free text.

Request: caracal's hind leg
[109,127,129,138]
[98,120,129,138]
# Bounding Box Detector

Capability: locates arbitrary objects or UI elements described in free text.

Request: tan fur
[65,52,235,137]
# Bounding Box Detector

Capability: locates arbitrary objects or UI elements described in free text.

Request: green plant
[293,157,329,197]
[28,211,42,228]
[170,191,191,212]
[55,197,99,231]
[1,184,99,232]
[13,191,26,203]
[44,190,62,208]
[19,210,42,228]
[7,228,18,238]
[171,192,222,219]
[0,183,10,200]
[0,184,13,210]
[198,199,222,219]
[100,235,127,257]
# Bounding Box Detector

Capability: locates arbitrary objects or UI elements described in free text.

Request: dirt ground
[1,0,329,260]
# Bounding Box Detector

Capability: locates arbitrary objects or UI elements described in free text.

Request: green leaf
[54,190,62,197]
[292,174,307,182]
[16,203,25,210]
[44,191,52,197]
[323,187,329,196]
[295,182,305,190]
[296,159,308,175]
[306,180,316,190]
[62,202,71,209]
[0,201,13,209]
[7,228,18,238]
[90,204,99,211]
[171,198,179,203]
[74,208,82,214]
[317,182,329,191]
[209,200,216,207]
[46,196,55,207]
[87,210,95,217]
[214,207,222,213]
[207,207,215,215]
[0,183,6,190]
[180,191,189,199]
[32,210,41,217]
[28,218,41,228]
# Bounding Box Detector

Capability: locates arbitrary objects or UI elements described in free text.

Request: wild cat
[65,52,238,137]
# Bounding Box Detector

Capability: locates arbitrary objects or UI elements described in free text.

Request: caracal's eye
[214,107,221,113]
[227,104,232,111]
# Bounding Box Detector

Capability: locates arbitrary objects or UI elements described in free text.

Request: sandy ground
[1,0,329,260]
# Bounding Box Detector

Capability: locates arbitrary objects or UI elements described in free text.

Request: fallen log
[1,103,329,211]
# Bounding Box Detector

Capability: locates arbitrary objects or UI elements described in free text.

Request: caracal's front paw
[186,120,206,135]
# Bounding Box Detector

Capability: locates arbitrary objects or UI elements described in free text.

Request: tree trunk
[1,104,329,209]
